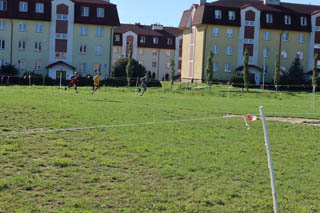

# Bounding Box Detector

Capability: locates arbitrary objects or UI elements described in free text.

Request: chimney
[199,0,206,5]
[263,0,280,5]
[152,24,163,30]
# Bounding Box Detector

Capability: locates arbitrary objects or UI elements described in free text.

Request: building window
[0,20,5,30]
[153,37,159,44]
[80,45,87,54]
[213,28,219,37]
[213,63,218,72]
[266,14,273,23]
[95,46,103,55]
[282,33,288,42]
[212,45,218,54]
[167,38,173,45]
[280,66,287,73]
[56,33,67,39]
[115,34,121,42]
[0,59,5,67]
[297,51,304,60]
[18,41,26,50]
[18,22,27,32]
[19,2,28,12]
[244,39,254,44]
[301,17,307,26]
[228,11,235,21]
[35,3,44,13]
[152,50,157,56]
[94,64,101,72]
[80,26,88,36]
[215,10,222,19]
[79,63,86,72]
[57,14,68,20]
[245,21,254,26]
[55,52,66,58]
[34,42,41,52]
[226,29,233,38]
[33,60,41,70]
[263,48,270,57]
[96,27,103,37]
[152,61,157,68]
[97,8,104,18]
[263,65,268,74]
[225,64,231,73]
[226,46,232,55]
[281,49,288,58]
[0,0,7,11]
[298,34,305,43]
[81,7,89,17]
[284,15,291,25]
[35,23,43,33]
[17,59,24,69]
[0,40,5,49]
[140,36,146,43]
[264,31,270,41]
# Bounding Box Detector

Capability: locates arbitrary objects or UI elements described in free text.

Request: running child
[140,73,148,96]
[92,72,101,94]
[65,72,79,93]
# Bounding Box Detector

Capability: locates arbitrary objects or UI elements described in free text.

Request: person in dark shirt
[65,72,79,93]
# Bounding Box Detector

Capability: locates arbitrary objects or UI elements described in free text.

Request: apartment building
[113,24,183,81]
[0,0,119,80]
[179,0,320,84]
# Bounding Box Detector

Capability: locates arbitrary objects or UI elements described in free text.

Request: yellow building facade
[179,0,320,84]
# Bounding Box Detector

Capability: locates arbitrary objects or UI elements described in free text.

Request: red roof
[114,24,182,37]
[72,0,115,6]
[46,61,76,70]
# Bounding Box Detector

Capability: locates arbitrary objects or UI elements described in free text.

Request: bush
[112,57,146,78]
[229,74,255,86]
[0,64,19,76]
[105,78,162,87]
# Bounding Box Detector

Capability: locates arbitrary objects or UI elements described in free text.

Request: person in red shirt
[65,72,79,93]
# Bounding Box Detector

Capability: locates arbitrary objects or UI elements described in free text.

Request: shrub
[229,74,255,86]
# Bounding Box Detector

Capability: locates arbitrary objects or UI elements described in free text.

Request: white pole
[60,72,62,91]
[263,56,266,90]
[259,106,279,213]
[135,77,139,96]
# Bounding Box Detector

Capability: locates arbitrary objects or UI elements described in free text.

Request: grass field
[0,84,319,212]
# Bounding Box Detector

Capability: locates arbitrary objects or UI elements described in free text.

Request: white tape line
[0,116,228,136]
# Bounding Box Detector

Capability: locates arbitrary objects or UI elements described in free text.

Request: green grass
[0,85,319,212]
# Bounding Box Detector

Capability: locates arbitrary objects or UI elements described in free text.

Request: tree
[206,51,214,88]
[274,55,280,92]
[285,56,305,85]
[126,43,134,87]
[312,54,318,93]
[169,57,175,90]
[243,49,249,92]
[112,59,146,80]
[0,64,19,76]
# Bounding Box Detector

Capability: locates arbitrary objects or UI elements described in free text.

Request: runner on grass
[140,72,148,96]
[65,72,79,93]
[92,72,101,94]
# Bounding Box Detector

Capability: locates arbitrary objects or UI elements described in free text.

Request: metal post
[259,106,279,213]
[59,72,62,91]
[29,72,31,86]
[135,77,139,96]
[263,56,266,90]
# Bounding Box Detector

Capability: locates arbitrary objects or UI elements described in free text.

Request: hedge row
[0,76,162,88]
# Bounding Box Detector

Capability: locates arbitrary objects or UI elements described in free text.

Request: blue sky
[113,0,320,27]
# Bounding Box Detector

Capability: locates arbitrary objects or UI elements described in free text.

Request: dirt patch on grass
[223,114,320,127]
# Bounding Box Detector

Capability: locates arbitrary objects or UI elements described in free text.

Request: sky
[112,0,320,27]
